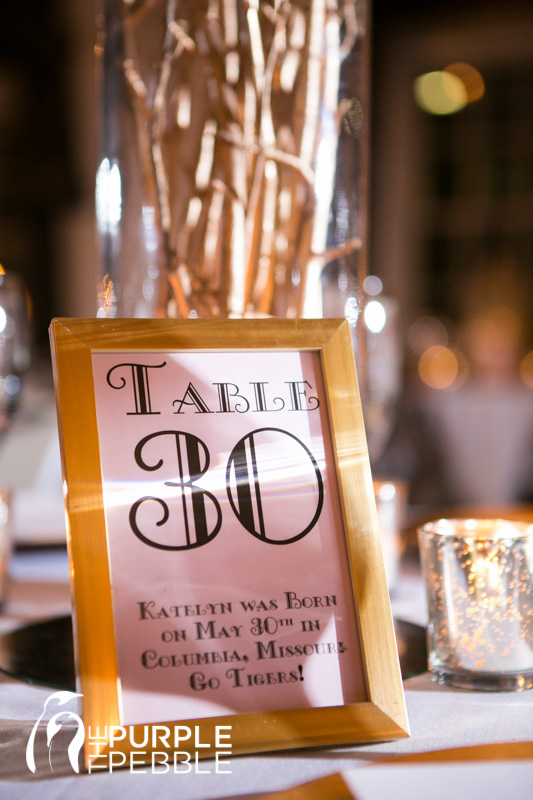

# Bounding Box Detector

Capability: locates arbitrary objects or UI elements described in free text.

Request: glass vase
[95,0,370,323]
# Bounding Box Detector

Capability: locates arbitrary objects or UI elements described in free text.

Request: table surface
[1,547,532,800]
[0,378,532,799]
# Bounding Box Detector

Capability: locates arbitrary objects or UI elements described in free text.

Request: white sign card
[91,349,366,725]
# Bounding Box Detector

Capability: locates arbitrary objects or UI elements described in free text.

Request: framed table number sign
[50,317,408,771]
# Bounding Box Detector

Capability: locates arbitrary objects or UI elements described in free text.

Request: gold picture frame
[50,317,408,771]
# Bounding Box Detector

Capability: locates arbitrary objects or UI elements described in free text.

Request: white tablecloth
[1,548,532,800]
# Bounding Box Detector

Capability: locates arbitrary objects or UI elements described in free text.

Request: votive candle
[418,518,533,691]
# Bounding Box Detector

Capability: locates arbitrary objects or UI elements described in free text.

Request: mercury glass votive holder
[417,518,533,691]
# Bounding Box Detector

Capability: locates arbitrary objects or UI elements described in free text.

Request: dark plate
[0,615,426,691]
[0,615,76,690]
[394,617,428,679]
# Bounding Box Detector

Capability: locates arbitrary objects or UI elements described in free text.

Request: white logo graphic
[26,690,84,774]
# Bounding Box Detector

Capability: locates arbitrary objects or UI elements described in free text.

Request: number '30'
[129,428,324,550]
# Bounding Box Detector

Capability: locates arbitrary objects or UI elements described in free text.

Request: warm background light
[418,344,469,390]
[414,70,467,115]
[444,62,485,103]
[414,62,484,115]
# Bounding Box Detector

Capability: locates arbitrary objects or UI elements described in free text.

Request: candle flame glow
[97,275,116,319]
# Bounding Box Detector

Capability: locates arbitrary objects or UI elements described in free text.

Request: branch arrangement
[116,0,363,318]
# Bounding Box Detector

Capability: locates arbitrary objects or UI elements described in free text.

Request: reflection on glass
[0,266,30,423]
[364,293,403,464]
